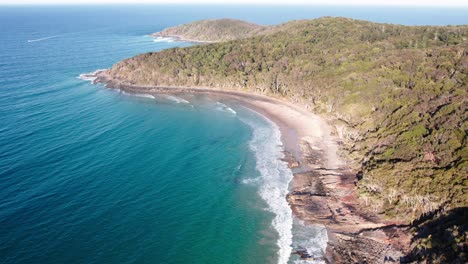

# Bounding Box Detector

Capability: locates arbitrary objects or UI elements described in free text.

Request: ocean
[0,5,466,264]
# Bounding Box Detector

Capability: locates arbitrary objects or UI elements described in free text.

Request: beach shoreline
[91,70,409,263]
[92,70,325,162]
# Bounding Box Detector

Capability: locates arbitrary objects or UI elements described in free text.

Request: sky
[1,0,467,6]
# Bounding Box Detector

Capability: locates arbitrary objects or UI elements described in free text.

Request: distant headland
[151,18,266,43]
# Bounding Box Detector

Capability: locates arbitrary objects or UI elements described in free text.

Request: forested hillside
[105,17,467,262]
[151,18,266,42]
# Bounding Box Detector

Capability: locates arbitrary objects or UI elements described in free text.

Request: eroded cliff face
[100,17,467,263]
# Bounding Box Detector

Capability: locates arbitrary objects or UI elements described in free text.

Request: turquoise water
[1,5,467,264]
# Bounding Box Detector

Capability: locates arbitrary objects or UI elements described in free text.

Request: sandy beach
[93,70,408,263]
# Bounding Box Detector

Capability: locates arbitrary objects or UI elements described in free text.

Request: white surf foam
[117,91,155,100]
[164,95,190,104]
[225,107,236,114]
[78,69,106,83]
[241,177,261,185]
[134,93,155,99]
[240,113,293,264]
[216,102,237,115]
[153,37,175,43]
[292,220,328,264]
[78,74,97,82]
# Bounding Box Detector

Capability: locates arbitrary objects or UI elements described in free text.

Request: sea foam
[134,93,156,99]
[216,102,237,115]
[78,69,106,83]
[240,112,293,264]
[153,37,175,43]
[292,220,328,264]
[119,91,155,100]
[164,95,190,104]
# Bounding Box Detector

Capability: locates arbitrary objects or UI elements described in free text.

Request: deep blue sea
[0,5,467,264]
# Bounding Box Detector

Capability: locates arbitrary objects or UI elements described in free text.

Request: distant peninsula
[93,17,467,263]
[151,18,266,43]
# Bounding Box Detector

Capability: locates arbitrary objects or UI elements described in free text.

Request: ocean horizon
[0,4,466,264]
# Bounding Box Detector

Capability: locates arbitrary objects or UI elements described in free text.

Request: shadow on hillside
[401,207,467,263]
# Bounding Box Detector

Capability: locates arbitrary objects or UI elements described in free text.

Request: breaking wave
[216,102,237,115]
[240,112,293,264]
[292,220,328,264]
[164,95,190,104]
[134,93,155,99]
[78,69,106,83]
[153,37,175,43]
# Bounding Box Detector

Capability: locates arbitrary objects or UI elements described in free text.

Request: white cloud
[1,0,468,6]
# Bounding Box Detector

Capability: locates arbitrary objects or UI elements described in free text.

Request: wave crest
[165,95,190,104]
[78,69,106,83]
[153,37,175,43]
[240,113,293,264]
[216,102,237,115]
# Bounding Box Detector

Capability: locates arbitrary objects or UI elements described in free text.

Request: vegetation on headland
[151,18,266,42]
[106,17,467,262]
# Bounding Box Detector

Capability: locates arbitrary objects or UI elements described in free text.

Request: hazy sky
[2,0,468,6]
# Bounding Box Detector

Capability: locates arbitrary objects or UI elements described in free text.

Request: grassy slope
[108,17,467,261]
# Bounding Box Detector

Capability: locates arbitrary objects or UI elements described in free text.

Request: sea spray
[240,111,294,264]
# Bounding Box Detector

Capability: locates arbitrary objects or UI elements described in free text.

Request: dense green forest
[152,18,266,42]
[106,17,467,261]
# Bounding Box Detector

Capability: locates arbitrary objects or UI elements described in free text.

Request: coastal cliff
[97,17,467,263]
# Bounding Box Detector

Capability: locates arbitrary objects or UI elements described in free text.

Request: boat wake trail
[27,28,109,43]
[27,35,63,43]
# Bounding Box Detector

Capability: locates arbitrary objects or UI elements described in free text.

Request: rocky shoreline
[91,70,411,263]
